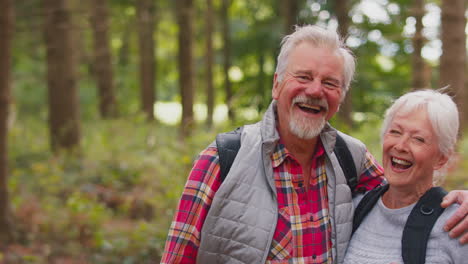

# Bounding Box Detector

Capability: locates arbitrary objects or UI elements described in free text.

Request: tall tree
[411,0,428,90]
[335,0,353,128]
[283,0,299,34]
[118,18,132,68]
[440,0,466,129]
[0,0,15,245]
[205,0,214,128]
[137,0,157,120]
[221,0,234,121]
[176,0,195,136]
[90,0,118,118]
[43,0,81,152]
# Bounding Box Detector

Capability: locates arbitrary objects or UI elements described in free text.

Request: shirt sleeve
[354,149,385,194]
[160,147,221,264]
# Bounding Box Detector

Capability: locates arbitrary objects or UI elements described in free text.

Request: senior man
[161,25,468,264]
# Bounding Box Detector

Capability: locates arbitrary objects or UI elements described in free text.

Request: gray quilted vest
[197,102,368,264]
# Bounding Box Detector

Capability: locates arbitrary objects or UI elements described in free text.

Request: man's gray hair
[274,25,356,99]
[381,89,459,183]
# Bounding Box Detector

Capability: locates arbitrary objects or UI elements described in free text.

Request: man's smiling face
[273,42,344,140]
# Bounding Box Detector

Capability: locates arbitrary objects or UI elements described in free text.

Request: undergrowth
[7,115,224,263]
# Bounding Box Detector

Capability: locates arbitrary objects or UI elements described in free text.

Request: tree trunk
[71,0,91,74]
[335,0,353,128]
[0,0,15,245]
[118,20,132,67]
[221,0,234,121]
[205,0,214,128]
[43,0,81,152]
[137,0,157,120]
[411,0,428,90]
[283,0,298,34]
[440,0,466,130]
[90,0,118,118]
[176,0,194,136]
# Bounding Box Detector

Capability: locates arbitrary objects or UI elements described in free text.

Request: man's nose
[304,79,323,97]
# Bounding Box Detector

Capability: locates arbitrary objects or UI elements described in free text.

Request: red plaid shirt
[161,140,384,263]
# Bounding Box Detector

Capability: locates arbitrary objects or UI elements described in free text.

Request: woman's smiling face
[382,107,448,190]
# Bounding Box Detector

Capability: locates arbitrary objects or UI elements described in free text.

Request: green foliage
[7,114,222,262]
[445,137,468,190]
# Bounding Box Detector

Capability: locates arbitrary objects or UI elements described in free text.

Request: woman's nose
[393,137,409,152]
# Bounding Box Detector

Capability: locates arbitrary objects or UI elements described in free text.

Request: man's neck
[278,123,320,184]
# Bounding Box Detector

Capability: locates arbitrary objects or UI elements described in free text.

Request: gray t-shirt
[343,195,467,264]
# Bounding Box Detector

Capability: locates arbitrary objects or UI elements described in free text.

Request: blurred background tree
[0,0,15,246]
[2,0,467,262]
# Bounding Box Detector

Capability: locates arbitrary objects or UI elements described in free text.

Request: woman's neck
[382,183,433,209]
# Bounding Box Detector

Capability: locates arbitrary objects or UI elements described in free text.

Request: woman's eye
[389,129,400,135]
[414,137,425,143]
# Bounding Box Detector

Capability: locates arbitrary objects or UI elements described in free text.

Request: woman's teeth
[391,157,412,169]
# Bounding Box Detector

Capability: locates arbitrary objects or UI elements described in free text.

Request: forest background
[0,0,467,263]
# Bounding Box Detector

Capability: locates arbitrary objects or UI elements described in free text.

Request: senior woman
[344,90,467,264]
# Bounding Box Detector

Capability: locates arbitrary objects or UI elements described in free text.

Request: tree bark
[205,0,214,128]
[283,0,298,34]
[118,20,132,67]
[0,0,15,245]
[137,0,157,120]
[440,0,466,130]
[335,0,353,128]
[90,0,118,118]
[43,0,81,152]
[176,0,195,136]
[411,0,428,90]
[221,0,234,121]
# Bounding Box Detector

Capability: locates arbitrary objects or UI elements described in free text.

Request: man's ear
[272,73,280,100]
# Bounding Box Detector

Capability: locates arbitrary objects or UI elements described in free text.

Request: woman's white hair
[381,89,459,184]
[274,25,356,100]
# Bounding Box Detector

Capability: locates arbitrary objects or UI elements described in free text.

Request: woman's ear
[433,153,449,171]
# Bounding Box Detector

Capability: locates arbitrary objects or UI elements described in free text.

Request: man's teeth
[392,157,412,166]
[297,103,321,111]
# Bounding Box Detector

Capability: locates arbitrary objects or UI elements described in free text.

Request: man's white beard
[288,95,328,140]
[289,113,326,139]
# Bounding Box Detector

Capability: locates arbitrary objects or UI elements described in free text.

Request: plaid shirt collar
[271,139,325,168]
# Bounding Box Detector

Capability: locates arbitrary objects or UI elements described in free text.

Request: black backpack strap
[402,187,447,264]
[215,126,244,182]
[352,184,389,234]
[216,131,357,187]
[334,134,358,192]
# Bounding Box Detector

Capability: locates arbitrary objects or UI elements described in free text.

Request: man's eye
[324,81,339,89]
[389,129,401,135]
[414,137,425,143]
[296,75,310,81]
